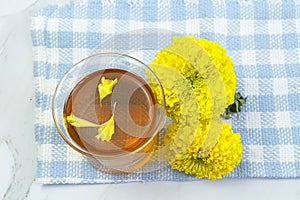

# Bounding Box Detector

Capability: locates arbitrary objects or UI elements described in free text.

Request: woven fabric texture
[31,0,300,184]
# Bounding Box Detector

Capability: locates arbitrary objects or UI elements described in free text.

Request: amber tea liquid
[64,69,158,171]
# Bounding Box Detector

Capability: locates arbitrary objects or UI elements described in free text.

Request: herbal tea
[64,69,158,156]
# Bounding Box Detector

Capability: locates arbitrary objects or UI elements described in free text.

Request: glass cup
[52,53,165,173]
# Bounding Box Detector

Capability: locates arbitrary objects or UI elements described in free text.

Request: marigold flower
[170,122,242,180]
[190,36,236,107]
[148,36,243,179]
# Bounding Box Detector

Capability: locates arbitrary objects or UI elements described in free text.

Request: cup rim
[52,52,166,159]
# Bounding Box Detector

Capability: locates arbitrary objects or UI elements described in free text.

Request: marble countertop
[1,0,300,199]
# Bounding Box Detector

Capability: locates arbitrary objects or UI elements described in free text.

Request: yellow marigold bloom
[151,50,213,120]
[164,117,211,160]
[149,83,181,122]
[189,36,237,106]
[170,122,242,180]
[151,36,236,117]
[147,36,243,179]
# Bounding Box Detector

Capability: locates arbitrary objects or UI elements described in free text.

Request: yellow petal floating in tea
[95,115,115,141]
[66,113,100,127]
[98,76,118,104]
[95,102,117,142]
[66,104,117,142]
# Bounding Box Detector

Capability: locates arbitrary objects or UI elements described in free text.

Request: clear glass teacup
[52,53,165,173]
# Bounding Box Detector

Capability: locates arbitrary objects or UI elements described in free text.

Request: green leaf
[224,115,231,120]
[223,92,247,119]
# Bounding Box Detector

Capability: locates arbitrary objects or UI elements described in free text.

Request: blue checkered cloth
[31,0,300,184]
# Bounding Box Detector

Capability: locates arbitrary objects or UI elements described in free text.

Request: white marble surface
[1,0,300,199]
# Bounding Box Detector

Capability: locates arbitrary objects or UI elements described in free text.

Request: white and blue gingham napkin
[31,0,300,184]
